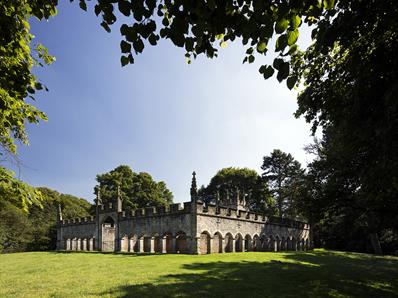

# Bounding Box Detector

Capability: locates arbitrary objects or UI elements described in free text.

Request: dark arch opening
[102,216,115,227]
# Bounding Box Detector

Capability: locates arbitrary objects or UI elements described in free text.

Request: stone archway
[199,231,211,254]
[212,232,223,253]
[176,232,188,253]
[253,235,260,251]
[224,233,234,252]
[235,234,243,252]
[164,233,173,253]
[101,216,116,252]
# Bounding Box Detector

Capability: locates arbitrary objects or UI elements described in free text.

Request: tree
[0,1,56,156]
[95,165,173,209]
[261,149,304,219]
[0,166,43,212]
[290,1,398,254]
[0,185,91,252]
[201,167,276,215]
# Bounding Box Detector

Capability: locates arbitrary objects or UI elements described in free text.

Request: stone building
[57,174,310,254]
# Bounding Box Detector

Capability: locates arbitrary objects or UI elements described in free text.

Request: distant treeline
[0,187,92,253]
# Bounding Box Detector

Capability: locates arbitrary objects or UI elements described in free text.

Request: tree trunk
[369,232,383,255]
[367,212,383,255]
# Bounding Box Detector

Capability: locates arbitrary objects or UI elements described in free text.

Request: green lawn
[0,249,397,298]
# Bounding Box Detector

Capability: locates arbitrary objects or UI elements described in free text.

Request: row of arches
[64,232,309,254]
[119,231,189,253]
[65,237,95,251]
[198,231,309,254]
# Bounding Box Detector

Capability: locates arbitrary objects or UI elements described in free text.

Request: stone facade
[57,195,311,254]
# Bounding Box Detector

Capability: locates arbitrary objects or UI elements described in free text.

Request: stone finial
[117,185,123,212]
[96,188,102,205]
[57,203,63,221]
[190,171,198,202]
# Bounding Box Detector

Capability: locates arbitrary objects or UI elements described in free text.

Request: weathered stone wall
[195,203,310,254]
[58,217,96,250]
[58,200,310,254]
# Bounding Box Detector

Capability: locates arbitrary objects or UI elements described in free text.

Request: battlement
[61,216,95,226]
[197,202,309,229]
[118,202,193,219]
[61,202,194,225]
[60,200,309,230]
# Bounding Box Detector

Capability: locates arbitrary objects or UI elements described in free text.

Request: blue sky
[13,2,314,203]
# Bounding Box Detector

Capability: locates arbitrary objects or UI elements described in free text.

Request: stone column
[221,238,225,253]
[138,237,144,253]
[241,239,246,252]
[76,239,81,251]
[209,237,213,254]
[88,238,93,251]
[82,239,87,251]
[172,237,177,253]
[231,238,236,253]
[150,237,155,253]
[193,237,201,254]
[161,237,167,253]
[128,238,134,252]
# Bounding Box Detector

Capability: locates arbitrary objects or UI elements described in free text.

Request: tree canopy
[0,186,91,253]
[261,149,304,219]
[199,167,276,215]
[95,165,173,209]
[0,1,56,156]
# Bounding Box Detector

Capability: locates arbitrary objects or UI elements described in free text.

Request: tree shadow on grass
[49,250,157,257]
[99,251,398,298]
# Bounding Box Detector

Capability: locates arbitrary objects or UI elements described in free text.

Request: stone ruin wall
[195,203,310,253]
[57,217,96,251]
[58,201,310,254]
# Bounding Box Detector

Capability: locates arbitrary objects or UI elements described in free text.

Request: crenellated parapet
[197,202,309,230]
[118,202,193,220]
[60,200,309,230]
[61,216,95,226]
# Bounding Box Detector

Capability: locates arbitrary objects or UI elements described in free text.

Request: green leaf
[277,62,289,82]
[273,58,284,70]
[118,1,131,16]
[287,44,298,55]
[248,55,255,63]
[79,0,87,11]
[145,0,156,10]
[120,40,131,53]
[162,17,169,27]
[275,18,289,34]
[275,35,287,52]
[120,24,129,36]
[133,38,145,53]
[220,41,228,48]
[257,41,267,53]
[101,21,111,33]
[148,34,157,46]
[323,0,335,10]
[121,55,129,66]
[290,15,301,29]
[263,65,275,80]
[287,29,299,46]
[94,4,101,16]
[286,75,298,89]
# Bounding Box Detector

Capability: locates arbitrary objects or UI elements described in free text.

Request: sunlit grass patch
[0,249,397,298]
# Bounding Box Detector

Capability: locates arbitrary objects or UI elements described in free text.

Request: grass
[0,249,397,298]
